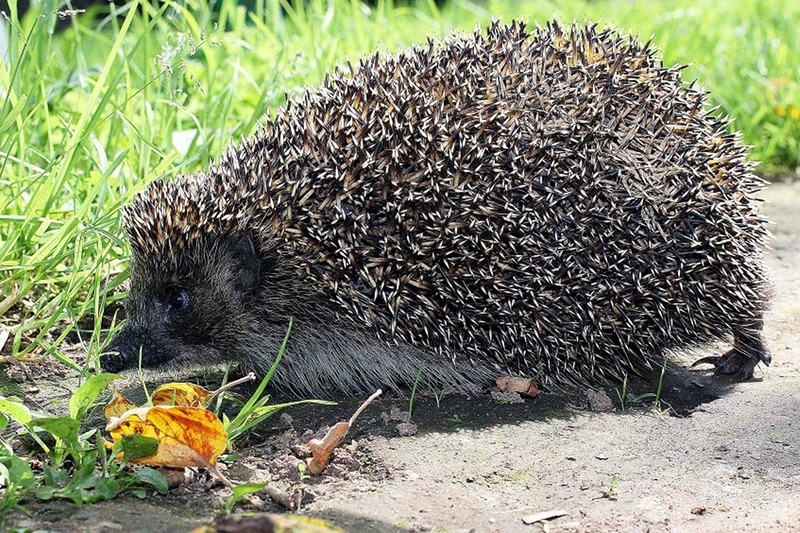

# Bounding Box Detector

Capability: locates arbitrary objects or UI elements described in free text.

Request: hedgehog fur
[104,20,772,395]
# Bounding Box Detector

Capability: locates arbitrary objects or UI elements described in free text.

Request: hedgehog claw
[692,344,771,380]
[691,350,753,379]
[692,324,771,380]
[691,355,721,369]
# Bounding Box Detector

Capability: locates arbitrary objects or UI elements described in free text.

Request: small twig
[0,286,19,316]
[349,389,382,425]
[521,509,568,525]
[208,372,256,401]
[262,485,293,510]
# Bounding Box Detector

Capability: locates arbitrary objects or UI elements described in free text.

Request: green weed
[615,360,669,412]
[221,318,335,443]
[0,373,168,515]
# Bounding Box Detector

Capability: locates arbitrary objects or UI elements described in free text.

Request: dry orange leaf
[107,406,227,469]
[103,377,259,488]
[495,375,539,397]
[151,383,214,407]
[103,389,138,419]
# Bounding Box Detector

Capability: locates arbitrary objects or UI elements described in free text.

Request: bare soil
[5,181,800,533]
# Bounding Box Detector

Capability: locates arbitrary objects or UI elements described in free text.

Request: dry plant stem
[0,329,9,351]
[0,355,48,364]
[262,485,294,510]
[206,463,234,489]
[208,372,256,401]
[349,389,382,425]
[0,288,18,316]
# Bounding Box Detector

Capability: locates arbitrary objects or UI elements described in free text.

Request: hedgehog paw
[691,349,754,379]
[692,344,771,380]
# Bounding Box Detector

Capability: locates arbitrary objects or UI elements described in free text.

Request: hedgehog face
[103,234,262,373]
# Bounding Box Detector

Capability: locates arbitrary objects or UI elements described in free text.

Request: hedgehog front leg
[693,320,772,379]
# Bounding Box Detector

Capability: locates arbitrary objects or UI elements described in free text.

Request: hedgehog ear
[228,234,261,295]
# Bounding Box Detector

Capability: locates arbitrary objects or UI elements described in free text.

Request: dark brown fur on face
[104,21,772,395]
[106,235,263,371]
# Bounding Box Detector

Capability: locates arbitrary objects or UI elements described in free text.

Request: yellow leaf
[192,514,346,533]
[151,382,214,407]
[103,389,138,419]
[107,406,227,468]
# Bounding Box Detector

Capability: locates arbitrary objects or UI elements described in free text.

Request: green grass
[0,0,798,370]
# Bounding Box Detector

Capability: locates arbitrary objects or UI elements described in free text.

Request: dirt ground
[5,181,800,532]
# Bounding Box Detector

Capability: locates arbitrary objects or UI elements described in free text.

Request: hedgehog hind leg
[693,321,772,380]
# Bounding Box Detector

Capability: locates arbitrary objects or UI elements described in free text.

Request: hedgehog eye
[164,287,190,311]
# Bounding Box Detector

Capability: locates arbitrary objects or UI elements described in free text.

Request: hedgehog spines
[122,21,770,390]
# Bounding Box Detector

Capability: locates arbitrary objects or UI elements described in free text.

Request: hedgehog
[103,20,772,396]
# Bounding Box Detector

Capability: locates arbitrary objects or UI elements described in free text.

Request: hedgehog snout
[102,325,174,372]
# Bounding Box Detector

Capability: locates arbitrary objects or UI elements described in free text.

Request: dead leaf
[160,467,188,489]
[107,406,228,483]
[103,389,138,419]
[102,376,261,488]
[521,509,568,524]
[306,421,350,475]
[495,375,539,397]
[151,383,214,408]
